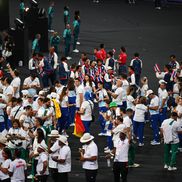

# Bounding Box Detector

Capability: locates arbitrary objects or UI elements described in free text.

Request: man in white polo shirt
[161,112,182,171]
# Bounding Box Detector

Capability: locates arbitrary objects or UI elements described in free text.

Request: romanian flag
[73,113,85,138]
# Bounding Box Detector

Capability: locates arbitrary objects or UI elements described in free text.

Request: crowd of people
[0,1,181,182]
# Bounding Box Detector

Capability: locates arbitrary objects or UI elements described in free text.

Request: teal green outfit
[48,6,54,30]
[50,35,61,53]
[19,2,25,21]
[64,10,70,27]
[63,28,71,57]
[32,38,40,54]
[73,20,80,50]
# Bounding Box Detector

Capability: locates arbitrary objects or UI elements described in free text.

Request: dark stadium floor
[8,0,182,182]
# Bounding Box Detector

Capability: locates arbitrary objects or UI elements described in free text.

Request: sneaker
[98,133,104,136]
[172,167,177,171]
[76,42,80,45]
[151,141,160,146]
[104,147,109,151]
[73,49,79,53]
[138,143,144,147]
[129,163,140,168]
[178,148,182,152]
[48,29,54,33]
[164,164,168,169]
[27,174,33,179]
[104,149,111,153]
[168,166,177,171]
[155,7,161,10]
[70,123,75,127]
[66,56,72,60]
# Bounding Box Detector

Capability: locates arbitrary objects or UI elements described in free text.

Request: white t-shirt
[76,85,84,108]
[3,85,14,102]
[80,100,94,121]
[36,152,49,175]
[98,89,108,107]
[126,95,135,111]
[161,118,181,144]
[9,158,27,182]
[57,145,71,173]
[158,88,168,108]
[140,84,148,97]
[10,105,24,120]
[123,115,132,128]
[133,104,147,122]
[49,140,60,169]
[149,96,159,115]
[23,77,40,88]
[55,86,64,95]
[0,159,11,180]
[60,96,68,108]
[82,141,98,170]
[113,87,123,106]
[112,123,126,146]
[114,138,129,162]
[10,77,21,98]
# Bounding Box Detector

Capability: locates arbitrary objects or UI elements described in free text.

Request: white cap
[146,90,154,97]
[48,130,60,137]
[159,80,167,85]
[39,90,45,96]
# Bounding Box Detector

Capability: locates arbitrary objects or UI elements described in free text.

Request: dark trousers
[113,162,128,182]
[65,41,71,57]
[58,172,68,182]
[49,168,58,182]
[73,34,78,50]
[85,169,97,182]
[36,175,48,182]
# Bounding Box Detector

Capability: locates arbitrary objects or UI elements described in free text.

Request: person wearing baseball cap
[79,133,98,182]
[52,135,71,182]
[147,90,160,146]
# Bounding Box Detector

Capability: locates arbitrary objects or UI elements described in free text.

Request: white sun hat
[48,130,60,137]
[80,133,94,143]
[57,135,68,145]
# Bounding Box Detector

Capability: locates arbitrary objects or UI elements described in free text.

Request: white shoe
[104,149,111,154]
[164,165,168,169]
[129,163,140,168]
[70,123,75,127]
[27,174,33,179]
[76,42,80,45]
[48,29,54,33]
[138,143,144,147]
[73,49,79,53]
[168,166,177,171]
[151,141,160,146]
[66,56,72,60]
[104,147,109,151]
[98,133,104,136]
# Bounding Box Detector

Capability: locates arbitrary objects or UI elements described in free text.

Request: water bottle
[107,158,111,167]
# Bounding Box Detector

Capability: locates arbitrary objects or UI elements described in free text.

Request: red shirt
[100,49,107,62]
[118,52,127,65]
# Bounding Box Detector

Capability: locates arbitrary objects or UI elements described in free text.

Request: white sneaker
[151,141,160,146]
[138,143,144,147]
[98,133,104,136]
[76,42,80,45]
[27,174,33,179]
[168,166,177,171]
[66,56,72,60]
[104,147,109,151]
[48,29,54,33]
[164,165,168,169]
[129,163,140,168]
[73,49,79,53]
[104,149,111,154]
[70,123,75,127]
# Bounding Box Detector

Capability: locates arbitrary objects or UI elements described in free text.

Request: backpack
[163,120,174,144]
[132,59,141,75]
[59,62,68,80]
